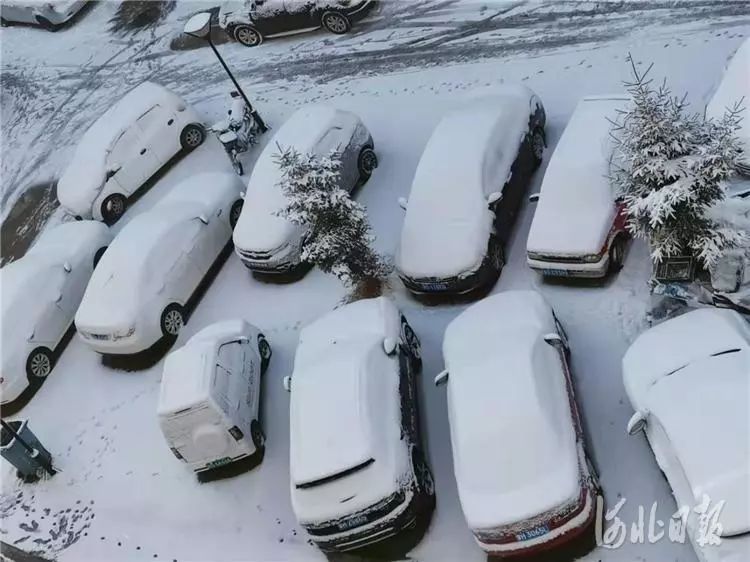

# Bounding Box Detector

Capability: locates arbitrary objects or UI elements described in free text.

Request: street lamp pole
[184,12,268,133]
[205,32,268,133]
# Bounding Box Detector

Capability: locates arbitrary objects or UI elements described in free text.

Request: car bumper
[234,243,304,274]
[0,373,29,405]
[527,254,609,278]
[77,326,160,355]
[307,490,419,553]
[475,489,596,555]
[345,0,379,20]
[400,259,498,295]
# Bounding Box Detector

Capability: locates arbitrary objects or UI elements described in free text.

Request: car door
[32,267,71,347]
[315,126,352,188]
[159,221,204,303]
[186,213,224,280]
[106,126,155,196]
[216,341,251,434]
[281,0,316,30]
[135,104,175,168]
[251,0,292,34]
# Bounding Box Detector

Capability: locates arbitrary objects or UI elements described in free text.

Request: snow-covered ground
[1,1,749,561]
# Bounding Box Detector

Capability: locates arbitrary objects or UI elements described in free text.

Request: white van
[157,320,272,473]
[57,82,205,224]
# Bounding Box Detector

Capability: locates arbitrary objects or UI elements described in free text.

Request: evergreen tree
[611,57,745,268]
[275,146,389,292]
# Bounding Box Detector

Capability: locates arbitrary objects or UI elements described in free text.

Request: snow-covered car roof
[233,105,362,253]
[398,88,534,279]
[58,82,188,210]
[645,349,750,537]
[290,297,401,488]
[527,95,627,256]
[28,220,110,262]
[75,203,208,331]
[158,320,252,416]
[707,37,750,154]
[443,291,580,529]
[622,308,750,406]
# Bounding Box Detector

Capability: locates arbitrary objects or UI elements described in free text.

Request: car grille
[528,253,587,264]
[237,248,273,260]
[303,490,405,537]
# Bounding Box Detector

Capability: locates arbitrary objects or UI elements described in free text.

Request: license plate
[423,282,448,291]
[338,514,368,531]
[206,456,232,469]
[543,269,570,277]
[516,524,550,542]
[249,261,276,270]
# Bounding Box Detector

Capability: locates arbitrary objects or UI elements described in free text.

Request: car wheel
[531,127,545,168]
[234,25,262,47]
[36,16,58,31]
[93,246,108,268]
[250,420,265,450]
[1,17,9,27]
[608,235,626,274]
[101,194,126,225]
[180,123,205,151]
[232,159,244,176]
[491,236,505,273]
[26,348,54,381]
[160,304,184,338]
[402,323,421,360]
[357,146,378,182]
[230,199,243,229]
[412,448,435,498]
[257,335,272,373]
[321,11,351,34]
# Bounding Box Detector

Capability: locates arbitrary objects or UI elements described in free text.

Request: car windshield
[294,458,374,490]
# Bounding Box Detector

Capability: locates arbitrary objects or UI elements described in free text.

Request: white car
[435,291,600,555]
[283,297,434,552]
[158,320,272,473]
[707,37,750,176]
[232,105,376,275]
[397,87,546,295]
[0,220,111,404]
[0,1,88,29]
[57,82,205,225]
[526,96,629,278]
[623,308,750,562]
[75,172,244,355]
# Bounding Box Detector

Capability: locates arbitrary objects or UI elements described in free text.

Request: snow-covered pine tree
[274,145,389,294]
[611,56,745,268]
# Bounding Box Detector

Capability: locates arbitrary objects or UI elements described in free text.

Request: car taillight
[228,426,243,440]
[170,447,184,460]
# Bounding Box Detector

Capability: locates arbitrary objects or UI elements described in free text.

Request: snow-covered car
[397,87,546,295]
[218,0,378,47]
[0,220,111,404]
[0,1,88,29]
[526,95,629,278]
[435,290,601,555]
[623,308,750,562]
[707,37,750,176]
[233,105,376,274]
[283,297,434,552]
[158,320,272,473]
[75,173,244,355]
[57,82,206,225]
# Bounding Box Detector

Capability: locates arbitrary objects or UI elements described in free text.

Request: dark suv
[218,0,378,47]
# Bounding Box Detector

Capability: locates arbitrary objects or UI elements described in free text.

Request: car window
[316,126,345,155]
[107,126,141,167]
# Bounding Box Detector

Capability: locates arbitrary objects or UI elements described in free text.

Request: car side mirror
[282,376,292,392]
[397,197,408,211]
[383,337,398,356]
[105,166,120,181]
[487,191,503,206]
[199,215,209,225]
[543,333,563,346]
[239,191,245,200]
[434,370,449,386]
[529,193,540,203]
[63,262,72,273]
[626,411,648,435]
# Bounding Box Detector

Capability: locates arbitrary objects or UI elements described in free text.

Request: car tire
[257,335,272,374]
[490,236,505,274]
[180,123,205,151]
[101,194,126,225]
[608,235,627,274]
[160,304,184,338]
[93,246,108,268]
[230,199,243,229]
[232,159,244,176]
[412,448,435,501]
[1,18,9,27]
[26,347,54,382]
[234,25,263,47]
[250,419,265,450]
[321,10,351,34]
[357,146,378,182]
[401,321,422,372]
[36,16,58,31]
[531,127,545,169]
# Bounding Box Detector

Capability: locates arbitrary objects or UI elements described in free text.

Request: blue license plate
[543,269,569,277]
[206,457,232,469]
[516,524,550,541]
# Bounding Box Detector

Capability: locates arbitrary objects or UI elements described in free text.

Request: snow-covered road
[1,1,749,561]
